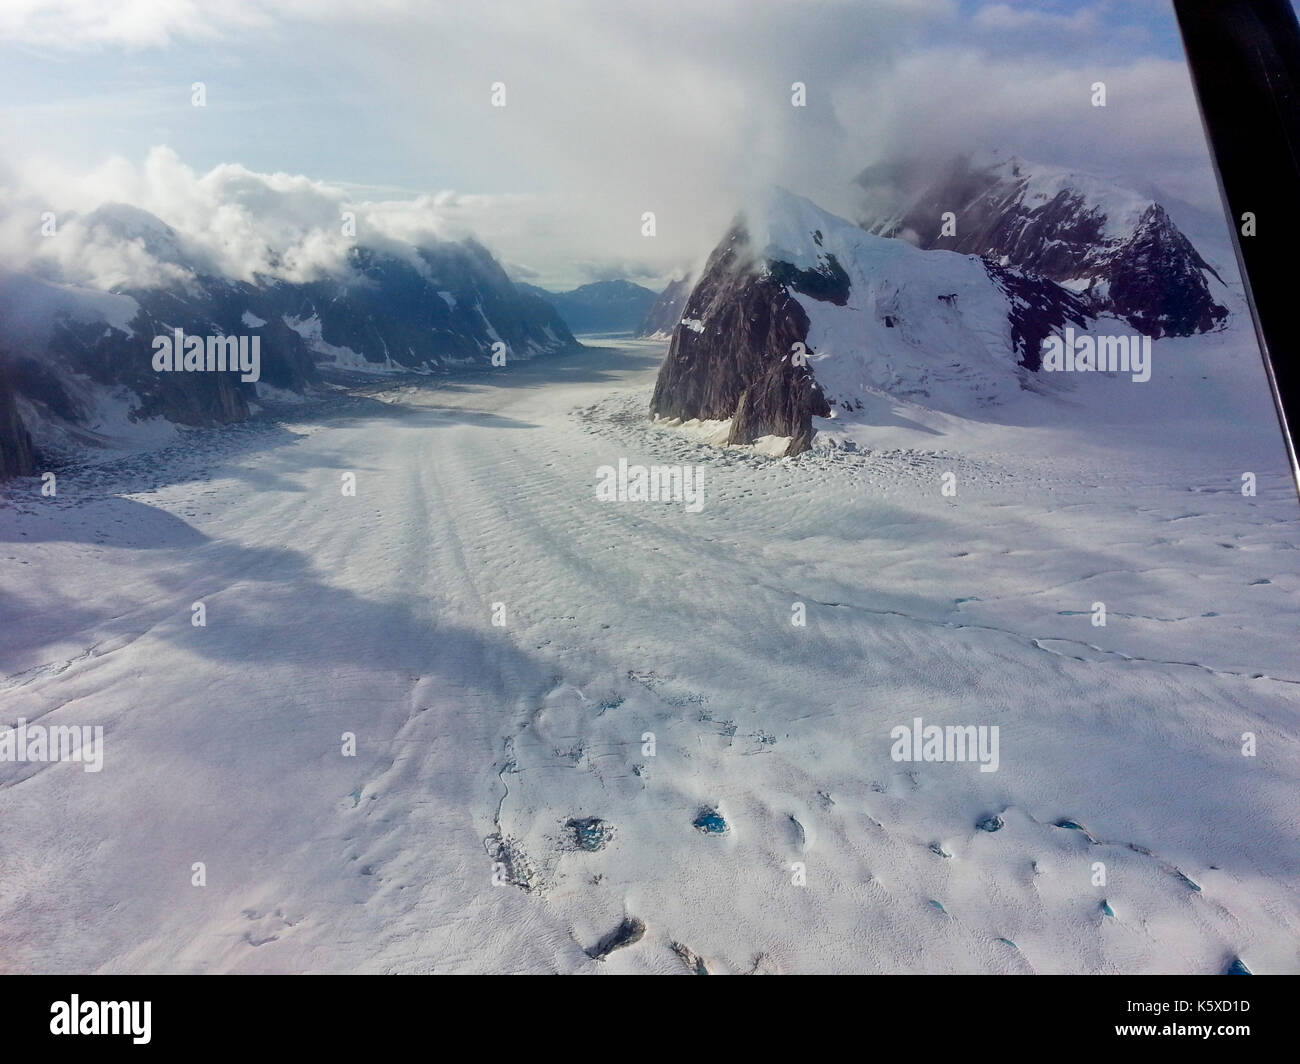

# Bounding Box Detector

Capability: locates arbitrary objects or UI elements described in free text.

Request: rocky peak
[858,153,1228,338]
[636,275,693,338]
[650,187,1102,456]
[649,219,829,455]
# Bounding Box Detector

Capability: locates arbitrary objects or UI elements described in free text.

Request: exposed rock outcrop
[649,223,829,455]
[858,152,1228,338]
[635,275,693,338]
[649,188,1096,456]
[0,359,37,481]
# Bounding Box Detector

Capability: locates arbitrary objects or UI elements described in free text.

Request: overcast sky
[0,1,1246,289]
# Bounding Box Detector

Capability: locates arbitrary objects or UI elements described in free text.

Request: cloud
[830,48,1217,211]
[0,0,273,49]
[0,0,1224,288]
[0,146,534,290]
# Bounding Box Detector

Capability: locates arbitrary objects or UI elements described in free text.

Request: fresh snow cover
[650,414,792,456]
[651,414,733,448]
[753,187,1050,415]
[253,381,308,403]
[744,188,1263,454]
[977,150,1154,244]
[241,310,267,328]
[282,312,375,372]
[15,385,180,462]
[474,302,503,345]
[1,307,1296,973]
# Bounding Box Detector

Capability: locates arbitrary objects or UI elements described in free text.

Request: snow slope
[649,188,1100,457]
[755,187,1074,415]
[0,335,1296,974]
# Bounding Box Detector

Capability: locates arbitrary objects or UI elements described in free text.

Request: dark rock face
[291,242,575,369]
[648,222,830,456]
[1105,206,1228,337]
[635,275,692,337]
[134,280,318,396]
[649,188,1112,454]
[586,916,646,961]
[33,283,263,432]
[983,262,1092,370]
[767,252,851,306]
[0,360,37,481]
[517,279,656,334]
[861,155,1228,338]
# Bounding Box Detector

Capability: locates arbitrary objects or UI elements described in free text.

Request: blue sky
[0,1,1244,287]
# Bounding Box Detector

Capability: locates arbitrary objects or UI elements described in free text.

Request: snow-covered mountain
[857,152,1229,338]
[650,188,1091,455]
[634,275,692,338]
[0,206,576,473]
[517,279,657,335]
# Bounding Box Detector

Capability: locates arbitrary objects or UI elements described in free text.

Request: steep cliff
[0,359,37,481]
[635,276,693,338]
[858,152,1228,338]
[650,188,1092,455]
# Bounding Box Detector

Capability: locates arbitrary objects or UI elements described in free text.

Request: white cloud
[0,1,1224,288]
[0,147,484,289]
[0,0,273,48]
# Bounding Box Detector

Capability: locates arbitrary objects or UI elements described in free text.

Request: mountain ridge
[650,186,1095,456]
[516,279,656,335]
[0,207,577,475]
[856,152,1229,338]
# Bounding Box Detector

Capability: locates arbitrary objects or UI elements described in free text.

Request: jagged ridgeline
[0,358,38,479]
[649,217,832,456]
[635,275,693,339]
[857,152,1228,338]
[649,186,1095,456]
[0,204,576,476]
[649,159,1229,457]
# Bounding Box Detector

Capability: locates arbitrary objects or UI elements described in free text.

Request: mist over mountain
[650,187,1093,455]
[2,0,1297,982]
[0,202,575,469]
